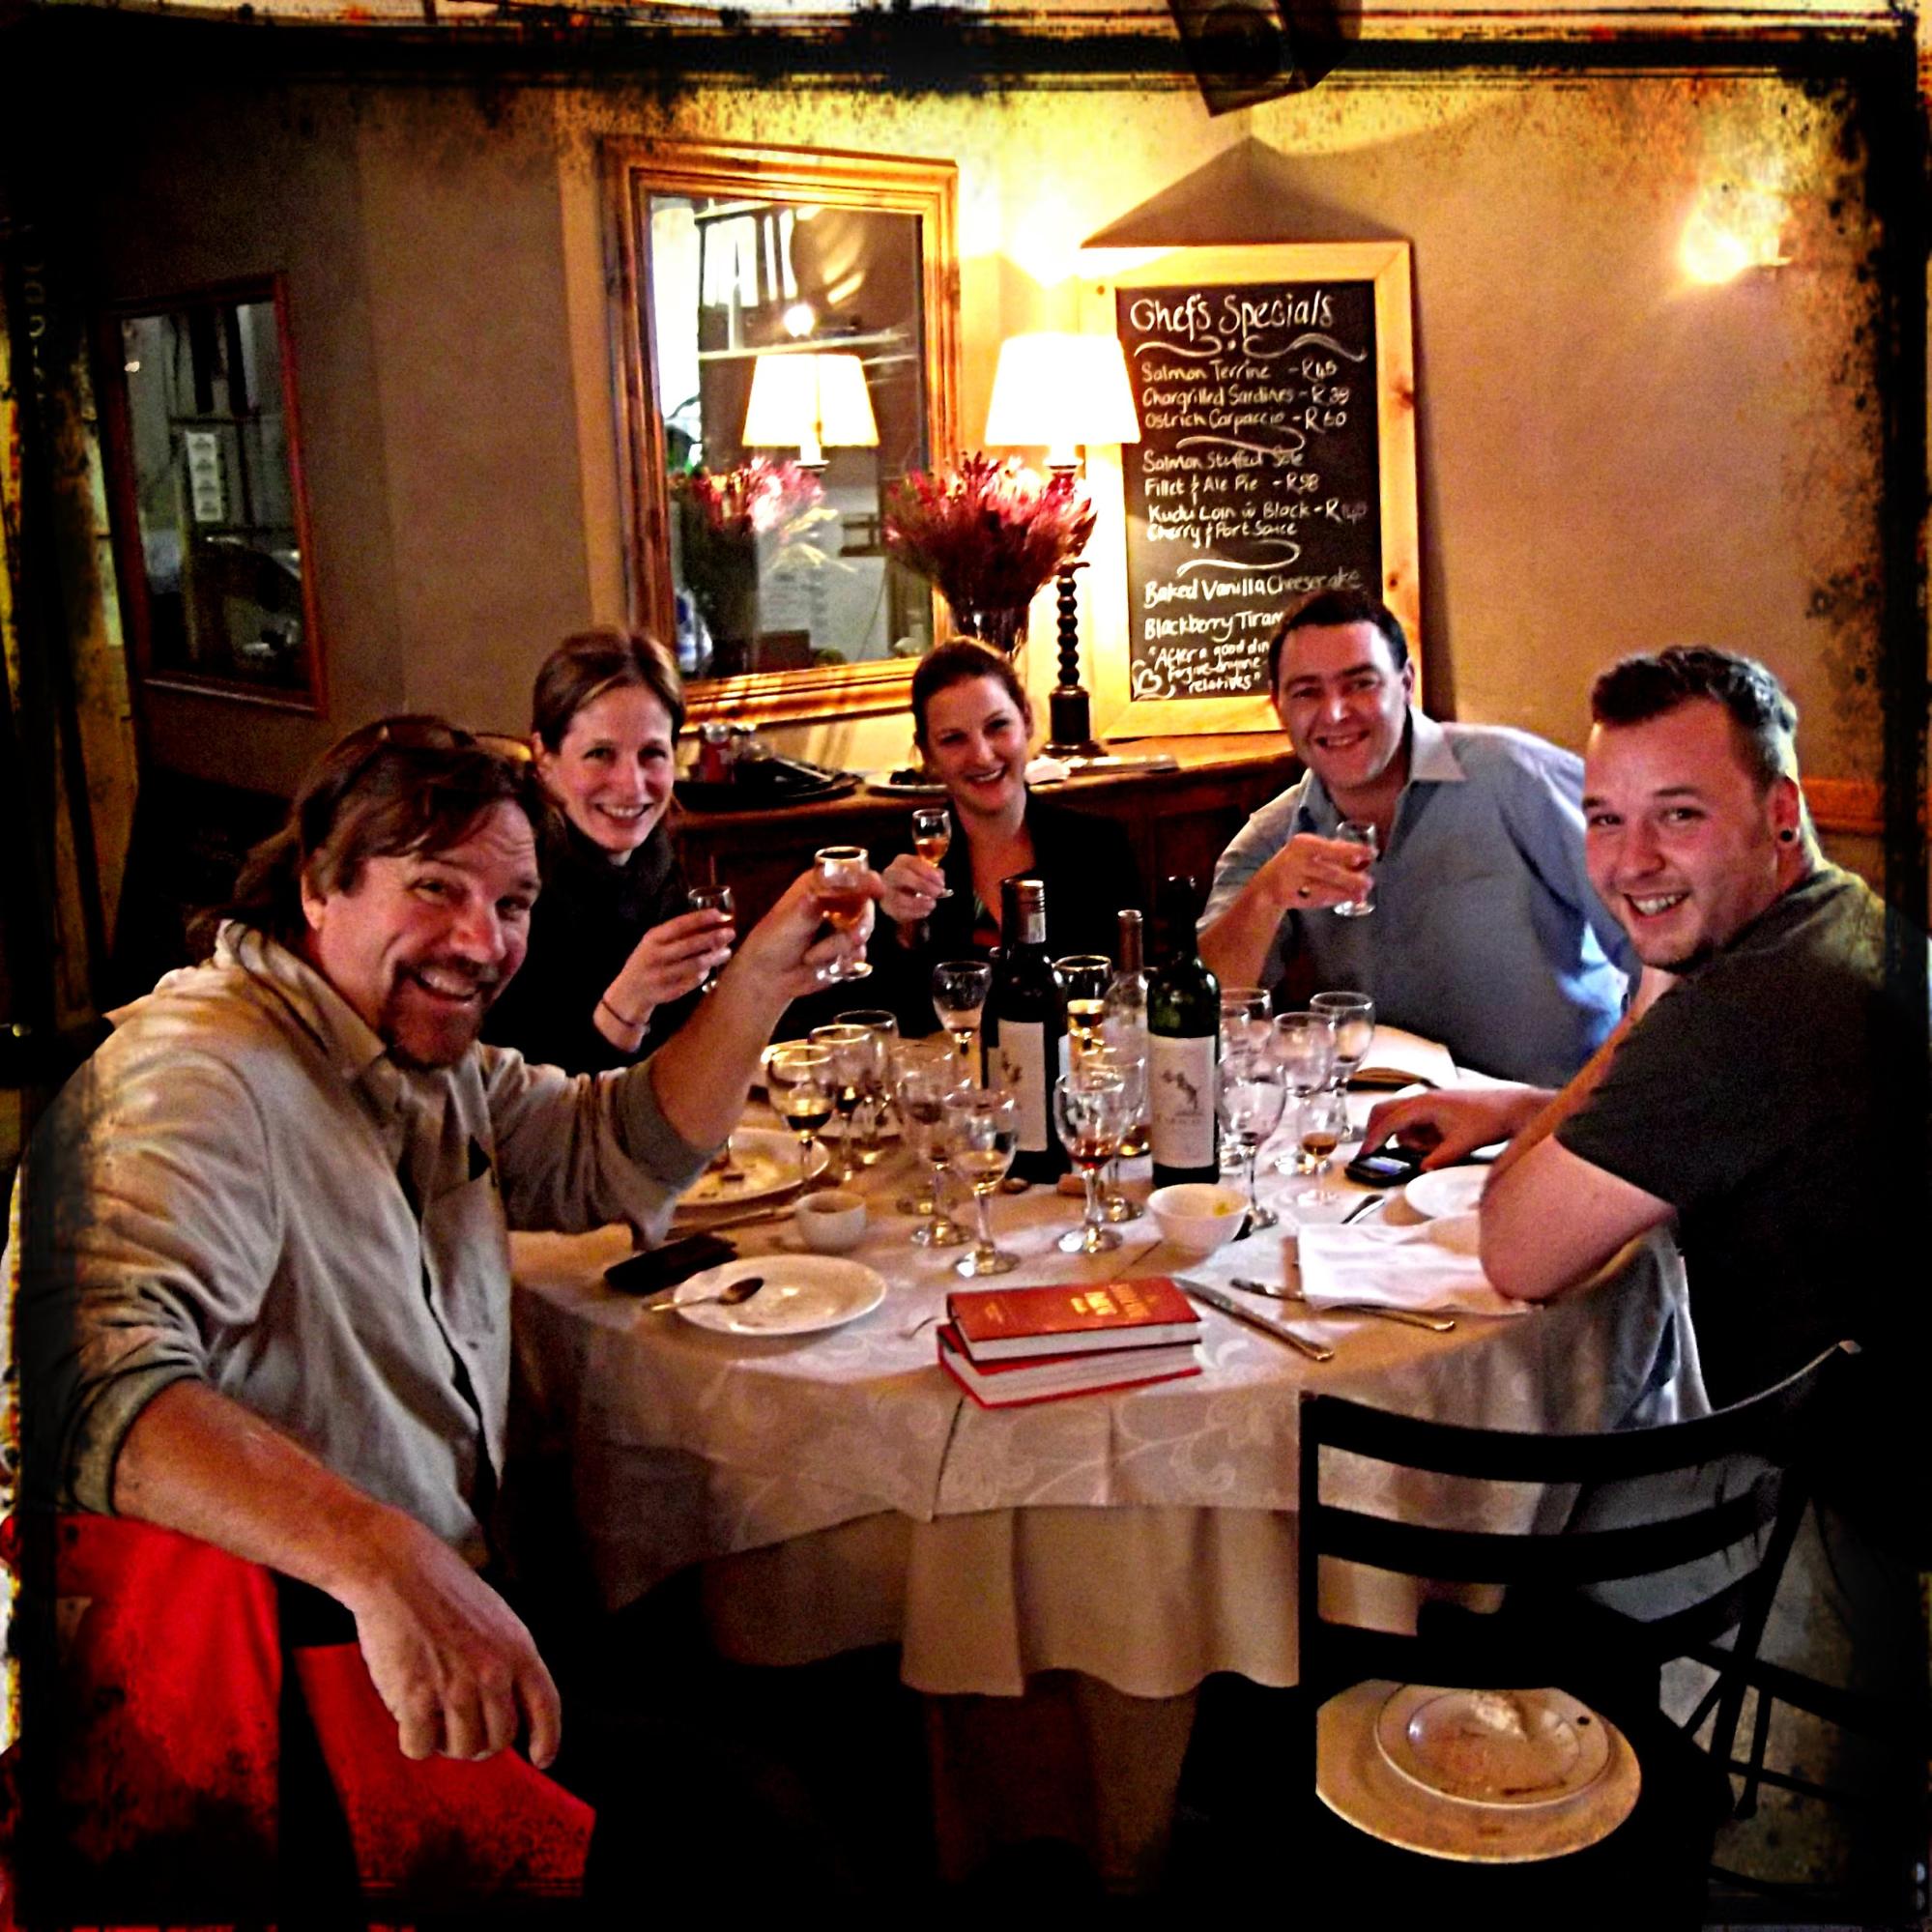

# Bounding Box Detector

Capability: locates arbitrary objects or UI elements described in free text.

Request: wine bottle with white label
[983,875,1070,1183]
[1148,876,1221,1188]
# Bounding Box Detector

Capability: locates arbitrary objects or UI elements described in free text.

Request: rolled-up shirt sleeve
[15,1047,283,1514]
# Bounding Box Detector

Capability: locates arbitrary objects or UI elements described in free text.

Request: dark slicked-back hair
[910,638,1030,750]
[1266,589,1410,693]
[203,715,535,951]
[1590,647,1800,793]
[531,626,685,754]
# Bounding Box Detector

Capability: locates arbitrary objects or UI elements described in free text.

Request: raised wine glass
[894,1040,966,1249]
[910,807,953,898]
[1218,1051,1288,1231]
[814,845,873,983]
[1270,1009,1339,1174]
[1295,1087,1353,1210]
[766,1044,833,1192]
[1055,955,1113,1066]
[810,1023,872,1185]
[836,1008,899,1166]
[686,882,735,992]
[1311,991,1376,1092]
[1053,1061,1129,1255]
[944,1087,1020,1278]
[1331,821,1378,917]
[932,959,994,1073]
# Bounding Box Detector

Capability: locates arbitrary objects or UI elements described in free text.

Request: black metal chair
[1169,1341,1849,1924]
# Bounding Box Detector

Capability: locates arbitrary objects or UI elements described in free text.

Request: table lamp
[742,350,879,469]
[984,332,1141,759]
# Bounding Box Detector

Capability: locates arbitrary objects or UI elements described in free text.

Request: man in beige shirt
[16,715,873,1773]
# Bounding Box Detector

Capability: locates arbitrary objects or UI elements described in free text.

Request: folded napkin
[1296,1212,1529,1318]
[1024,754,1073,786]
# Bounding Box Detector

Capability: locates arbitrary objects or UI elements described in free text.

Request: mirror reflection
[649,192,936,682]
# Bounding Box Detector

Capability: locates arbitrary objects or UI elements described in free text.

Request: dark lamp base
[1044,683,1105,761]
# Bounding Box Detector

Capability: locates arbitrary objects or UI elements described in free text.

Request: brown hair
[1266,589,1411,693]
[205,716,534,950]
[531,627,685,753]
[1590,646,1800,793]
[910,639,1030,751]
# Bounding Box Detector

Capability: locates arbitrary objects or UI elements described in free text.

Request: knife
[1232,1276,1456,1333]
[1180,1278,1334,1363]
[676,1194,807,1234]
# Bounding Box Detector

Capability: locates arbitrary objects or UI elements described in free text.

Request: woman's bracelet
[598,994,648,1033]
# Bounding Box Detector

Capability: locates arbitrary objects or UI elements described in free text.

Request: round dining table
[510,1087,1705,1886]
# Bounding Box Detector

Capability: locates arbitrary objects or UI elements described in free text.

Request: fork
[1232,1276,1455,1332]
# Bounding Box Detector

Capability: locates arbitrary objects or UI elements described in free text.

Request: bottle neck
[1000,876,1050,952]
[1116,912,1144,977]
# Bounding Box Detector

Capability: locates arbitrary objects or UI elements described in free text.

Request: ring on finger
[1297,885,1312,901]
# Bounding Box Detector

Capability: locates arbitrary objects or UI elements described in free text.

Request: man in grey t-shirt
[1199,591,1631,1083]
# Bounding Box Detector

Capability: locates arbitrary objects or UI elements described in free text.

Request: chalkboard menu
[1117,278,1384,704]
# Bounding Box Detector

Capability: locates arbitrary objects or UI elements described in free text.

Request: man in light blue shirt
[1198,591,1632,1083]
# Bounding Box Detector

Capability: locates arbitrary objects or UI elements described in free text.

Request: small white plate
[679,1128,826,1208]
[1404,1167,1487,1221]
[860,772,950,798]
[1375,1686,1611,1809]
[669,1256,888,1336]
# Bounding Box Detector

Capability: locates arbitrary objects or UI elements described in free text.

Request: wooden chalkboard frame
[1080,242,1419,735]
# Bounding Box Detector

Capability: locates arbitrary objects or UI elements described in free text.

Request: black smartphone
[1343,1142,1428,1188]
[603,1233,736,1295]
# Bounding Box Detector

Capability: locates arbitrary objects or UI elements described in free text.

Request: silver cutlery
[1181,1278,1334,1363]
[649,1275,764,1312]
[1341,1192,1388,1226]
[678,1195,807,1234]
[1232,1276,1455,1333]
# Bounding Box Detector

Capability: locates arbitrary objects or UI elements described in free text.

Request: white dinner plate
[668,1256,888,1337]
[860,771,950,798]
[1374,1685,1612,1809]
[1315,1681,1640,1863]
[678,1128,826,1208]
[1404,1167,1487,1221]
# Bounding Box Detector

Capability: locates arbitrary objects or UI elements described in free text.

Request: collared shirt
[1200,711,1634,1083]
[15,923,709,1563]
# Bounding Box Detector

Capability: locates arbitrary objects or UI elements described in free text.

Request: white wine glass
[810,1023,872,1185]
[1332,821,1378,917]
[1311,991,1375,1091]
[1295,1088,1353,1209]
[836,1008,899,1166]
[1053,1063,1129,1255]
[945,1087,1020,1278]
[1056,955,1113,1067]
[767,1044,833,1192]
[911,807,953,897]
[933,959,993,1072]
[686,881,735,992]
[1269,1010,1338,1174]
[814,845,873,983]
[895,1042,967,1249]
[1086,1046,1147,1224]
[1218,1053,1288,1230]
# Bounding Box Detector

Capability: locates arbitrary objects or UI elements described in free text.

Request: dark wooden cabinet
[675,735,1299,928]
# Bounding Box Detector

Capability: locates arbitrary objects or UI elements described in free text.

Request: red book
[946,1278,1201,1362]
[937,1325,1202,1409]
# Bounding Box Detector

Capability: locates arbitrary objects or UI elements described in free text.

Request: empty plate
[1403,1166,1487,1220]
[1375,1685,1612,1809]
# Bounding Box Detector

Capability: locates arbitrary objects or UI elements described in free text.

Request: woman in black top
[871,640,1143,1034]
[483,628,732,1073]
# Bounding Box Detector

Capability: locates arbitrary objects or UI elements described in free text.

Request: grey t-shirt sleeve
[1199,785,1309,930]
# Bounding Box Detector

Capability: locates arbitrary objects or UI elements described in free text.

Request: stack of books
[937,1279,1204,1408]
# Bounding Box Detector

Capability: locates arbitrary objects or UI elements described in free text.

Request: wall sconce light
[1680,181,1789,286]
[742,350,879,469]
[985,332,1142,759]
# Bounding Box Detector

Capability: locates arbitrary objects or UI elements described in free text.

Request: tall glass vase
[947,599,1028,656]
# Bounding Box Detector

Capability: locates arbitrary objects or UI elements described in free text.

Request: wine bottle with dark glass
[982,876,1070,1183]
[1148,876,1221,1188]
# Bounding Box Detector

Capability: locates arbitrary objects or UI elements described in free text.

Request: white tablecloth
[513,1108,1706,1699]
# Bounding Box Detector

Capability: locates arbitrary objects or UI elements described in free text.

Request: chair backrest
[1297,1340,1850,1703]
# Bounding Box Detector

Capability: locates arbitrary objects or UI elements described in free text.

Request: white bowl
[1147,1183,1249,1258]
[794,1189,869,1254]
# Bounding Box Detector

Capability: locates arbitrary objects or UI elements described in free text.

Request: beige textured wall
[80,62,1886,808]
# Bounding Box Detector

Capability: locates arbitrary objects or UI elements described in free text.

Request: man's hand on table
[337,1507,562,1769]
[1361,1084,1547,1171]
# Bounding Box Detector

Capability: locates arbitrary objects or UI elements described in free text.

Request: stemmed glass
[766,1044,833,1192]
[933,960,993,1074]
[1218,986,1273,1061]
[911,807,953,897]
[1056,955,1113,1065]
[814,845,873,982]
[1218,1052,1288,1230]
[686,882,735,992]
[1332,822,1378,917]
[944,1087,1020,1278]
[895,1041,966,1249]
[1270,1010,1338,1175]
[836,1008,899,1166]
[1295,1088,1353,1209]
[1053,1062,1129,1255]
[1311,991,1376,1090]
[810,1023,872,1184]
[1088,1046,1146,1224]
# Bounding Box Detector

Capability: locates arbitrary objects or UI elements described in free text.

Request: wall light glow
[1680,181,1789,285]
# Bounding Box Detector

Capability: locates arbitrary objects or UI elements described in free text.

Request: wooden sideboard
[676,735,1300,928]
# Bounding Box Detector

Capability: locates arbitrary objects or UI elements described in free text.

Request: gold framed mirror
[609,138,960,729]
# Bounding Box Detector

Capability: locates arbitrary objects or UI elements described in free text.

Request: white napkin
[1024,754,1073,786]
[1296,1212,1530,1317]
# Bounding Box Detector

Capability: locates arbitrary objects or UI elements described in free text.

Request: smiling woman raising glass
[869,641,1143,1035]
[483,627,735,1073]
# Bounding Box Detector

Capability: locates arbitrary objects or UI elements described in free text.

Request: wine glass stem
[1244,1145,1260,1218]
[798,1132,815,1191]
[1082,1166,1105,1230]
[929,1158,951,1228]
[1103,1152,1122,1200]
[974,1184,996,1258]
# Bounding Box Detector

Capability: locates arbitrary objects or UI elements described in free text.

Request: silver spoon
[1232,1276,1455,1332]
[649,1275,765,1312]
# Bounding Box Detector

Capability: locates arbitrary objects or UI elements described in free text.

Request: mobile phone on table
[1343,1142,1427,1188]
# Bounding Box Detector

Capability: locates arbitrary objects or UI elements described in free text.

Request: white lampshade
[984,332,1141,468]
[741,351,879,467]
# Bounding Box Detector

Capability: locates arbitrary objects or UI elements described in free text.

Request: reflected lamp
[742,350,879,468]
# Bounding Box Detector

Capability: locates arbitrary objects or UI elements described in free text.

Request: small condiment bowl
[794,1189,868,1253]
[1147,1183,1249,1259]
